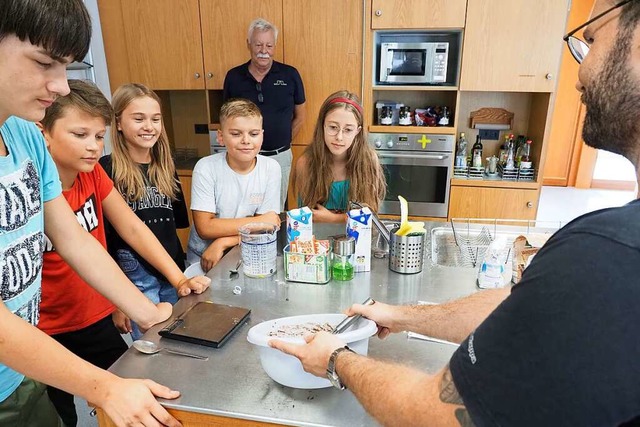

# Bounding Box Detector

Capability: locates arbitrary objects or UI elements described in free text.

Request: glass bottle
[519,140,533,170]
[438,106,450,126]
[455,132,468,167]
[331,235,355,281]
[498,134,509,166]
[505,134,516,169]
[515,135,526,166]
[472,135,483,168]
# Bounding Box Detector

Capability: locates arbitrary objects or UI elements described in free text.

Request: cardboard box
[286,207,313,243]
[346,207,372,272]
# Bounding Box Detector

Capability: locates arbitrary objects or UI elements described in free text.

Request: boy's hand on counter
[176,275,211,297]
[98,376,182,427]
[345,301,401,339]
[201,240,226,272]
[257,211,281,227]
[138,302,173,333]
[112,310,132,334]
[269,332,345,378]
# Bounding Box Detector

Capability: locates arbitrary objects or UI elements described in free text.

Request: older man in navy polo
[223,17,306,210]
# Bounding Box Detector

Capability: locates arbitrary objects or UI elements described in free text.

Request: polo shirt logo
[274,80,287,86]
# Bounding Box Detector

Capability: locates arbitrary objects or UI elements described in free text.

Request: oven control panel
[369,133,455,152]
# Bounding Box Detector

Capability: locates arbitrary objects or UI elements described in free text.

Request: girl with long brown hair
[293,90,385,223]
[99,83,191,340]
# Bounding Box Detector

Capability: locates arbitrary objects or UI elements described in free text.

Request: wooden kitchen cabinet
[371,0,466,29]
[460,0,570,92]
[200,0,283,89]
[99,0,205,90]
[448,185,539,220]
[98,0,282,90]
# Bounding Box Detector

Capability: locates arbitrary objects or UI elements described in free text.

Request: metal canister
[389,230,425,274]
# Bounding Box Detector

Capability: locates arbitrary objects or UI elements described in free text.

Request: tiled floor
[536,185,636,223]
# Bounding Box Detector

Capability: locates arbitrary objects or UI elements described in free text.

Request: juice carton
[286,207,313,243]
[346,207,372,272]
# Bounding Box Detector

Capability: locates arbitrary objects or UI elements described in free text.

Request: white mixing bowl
[247,313,377,389]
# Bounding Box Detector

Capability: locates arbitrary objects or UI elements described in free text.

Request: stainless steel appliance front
[379,42,449,84]
[370,133,454,218]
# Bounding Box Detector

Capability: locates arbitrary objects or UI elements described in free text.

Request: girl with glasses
[293,90,386,223]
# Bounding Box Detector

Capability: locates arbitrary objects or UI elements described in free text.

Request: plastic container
[389,230,426,274]
[247,313,377,389]
[283,245,331,284]
[238,223,278,278]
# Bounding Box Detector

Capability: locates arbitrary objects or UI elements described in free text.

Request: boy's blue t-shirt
[0,116,62,402]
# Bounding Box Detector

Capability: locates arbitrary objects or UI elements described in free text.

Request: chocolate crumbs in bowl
[267,322,334,338]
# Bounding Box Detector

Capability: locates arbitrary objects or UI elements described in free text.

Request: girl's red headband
[329,97,363,114]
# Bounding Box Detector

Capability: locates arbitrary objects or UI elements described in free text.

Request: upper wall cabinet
[371,0,466,29]
[200,0,283,89]
[98,0,282,90]
[460,0,570,92]
[99,0,205,90]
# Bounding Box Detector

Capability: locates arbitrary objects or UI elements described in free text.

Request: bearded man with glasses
[269,1,640,425]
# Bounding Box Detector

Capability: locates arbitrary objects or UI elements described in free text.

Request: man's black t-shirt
[99,155,189,279]
[450,200,640,426]
[223,60,305,151]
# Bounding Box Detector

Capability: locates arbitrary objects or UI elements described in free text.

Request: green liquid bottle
[332,258,354,281]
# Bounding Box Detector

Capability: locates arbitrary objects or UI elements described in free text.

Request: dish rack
[431,218,565,268]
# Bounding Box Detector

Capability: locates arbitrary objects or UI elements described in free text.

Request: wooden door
[371,0,466,29]
[448,186,539,220]
[116,0,205,90]
[283,0,364,146]
[200,0,283,90]
[460,0,570,92]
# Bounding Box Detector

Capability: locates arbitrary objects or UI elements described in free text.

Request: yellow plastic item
[395,196,411,236]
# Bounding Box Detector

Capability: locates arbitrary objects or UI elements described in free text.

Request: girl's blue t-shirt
[322,180,350,210]
[0,117,62,402]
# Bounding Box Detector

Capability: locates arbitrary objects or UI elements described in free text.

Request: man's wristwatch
[326,346,355,390]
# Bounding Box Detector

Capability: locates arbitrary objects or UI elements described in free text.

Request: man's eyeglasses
[563,0,634,64]
[256,83,263,104]
[324,124,360,138]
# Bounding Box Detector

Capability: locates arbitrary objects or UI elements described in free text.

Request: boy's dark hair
[0,0,91,61]
[41,79,113,131]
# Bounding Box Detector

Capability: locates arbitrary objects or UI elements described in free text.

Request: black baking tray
[158,301,250,348]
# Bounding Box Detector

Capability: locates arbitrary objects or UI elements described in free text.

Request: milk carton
[346,207,372,272]
[286,207,313,243]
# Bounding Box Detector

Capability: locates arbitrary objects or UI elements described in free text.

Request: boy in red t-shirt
[37,79,211,427]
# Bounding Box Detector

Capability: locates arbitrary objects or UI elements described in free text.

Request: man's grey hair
[247,18,278,43]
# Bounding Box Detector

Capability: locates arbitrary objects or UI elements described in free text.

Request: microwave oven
[379,42,449,84]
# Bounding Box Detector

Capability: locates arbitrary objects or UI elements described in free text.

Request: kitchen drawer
[448,186,539,220]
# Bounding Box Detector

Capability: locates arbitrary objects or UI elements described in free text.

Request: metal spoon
[132,340,209,360]
[229,259,242,278]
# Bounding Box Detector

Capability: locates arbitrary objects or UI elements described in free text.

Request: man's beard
[582,28,640,165]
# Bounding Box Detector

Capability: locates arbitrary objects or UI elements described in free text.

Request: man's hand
[175,275,211,297]
[112,310,132,334]
[345,301,403,339]
[269,332,345,377]
[257,211,281,227]
[98,377,182,427]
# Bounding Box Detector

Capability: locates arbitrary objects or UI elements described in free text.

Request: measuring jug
[239,223,278,278]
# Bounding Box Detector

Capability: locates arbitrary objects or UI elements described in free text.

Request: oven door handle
[378,153,449,160]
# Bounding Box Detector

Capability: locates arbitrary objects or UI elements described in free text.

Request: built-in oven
[369,133,454,218]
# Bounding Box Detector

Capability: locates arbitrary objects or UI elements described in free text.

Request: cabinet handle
[206,72,213,79]
[526,201,533,208]
[194,72,201,79]
[375,9,382,16]
[545,73,553,80]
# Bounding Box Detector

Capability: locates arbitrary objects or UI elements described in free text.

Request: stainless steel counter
[107,223,479,427]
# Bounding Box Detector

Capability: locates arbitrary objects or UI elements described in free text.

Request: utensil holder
[389,232,425,274]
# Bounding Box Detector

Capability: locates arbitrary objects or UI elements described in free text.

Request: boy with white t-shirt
[187,99,281,271]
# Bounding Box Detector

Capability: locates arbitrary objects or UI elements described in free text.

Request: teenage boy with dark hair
[0,1,182,426]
